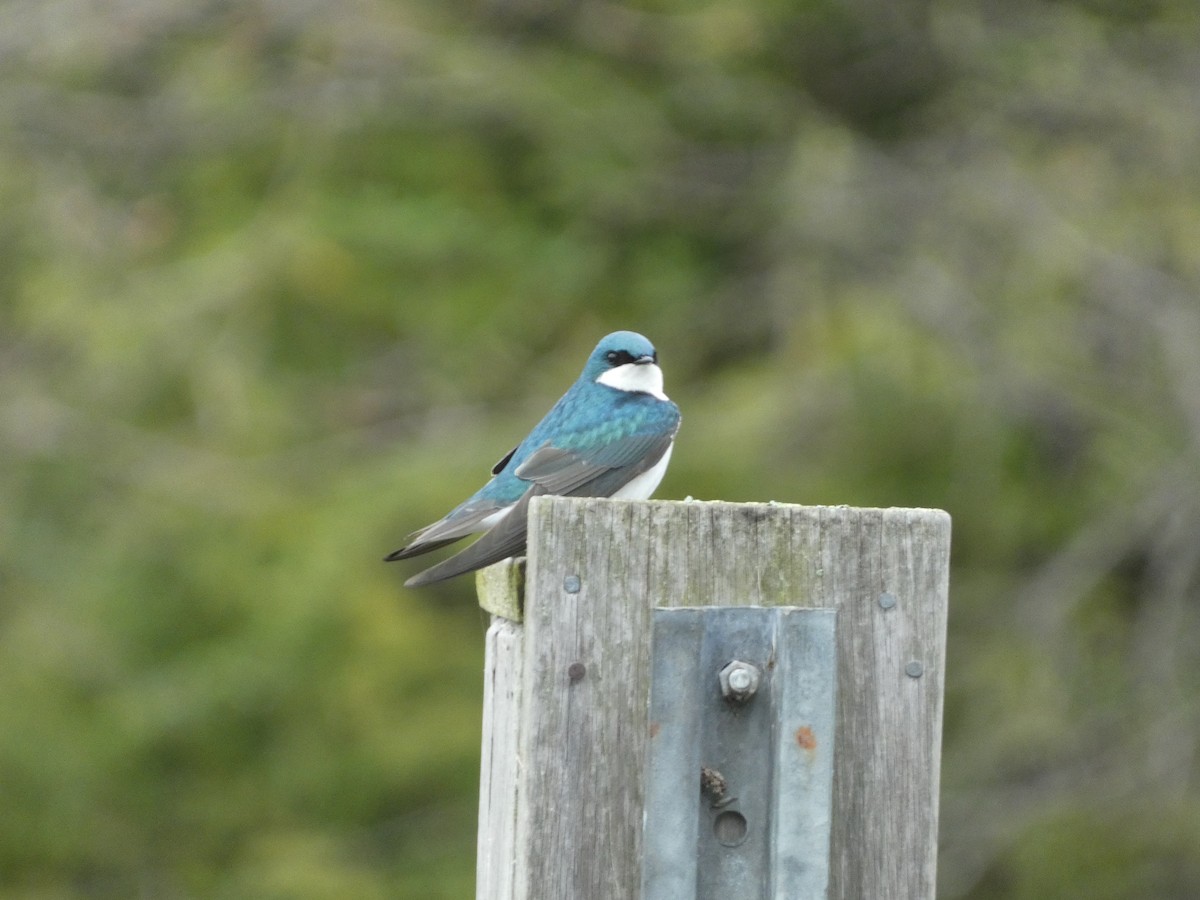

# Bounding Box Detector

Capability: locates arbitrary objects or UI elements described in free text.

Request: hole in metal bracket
[713,810,748,847]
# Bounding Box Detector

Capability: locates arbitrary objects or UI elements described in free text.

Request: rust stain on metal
[795,725,816,751]
[649,721,661,739]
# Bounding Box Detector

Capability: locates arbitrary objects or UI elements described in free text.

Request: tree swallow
[388,331,681,587]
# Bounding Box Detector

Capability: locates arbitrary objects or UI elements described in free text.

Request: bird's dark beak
[634,354,655,365]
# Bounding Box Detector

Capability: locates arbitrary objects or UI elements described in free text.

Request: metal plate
[642,606,838,900]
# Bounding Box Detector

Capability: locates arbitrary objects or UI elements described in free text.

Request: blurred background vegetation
[3,0,1200,896]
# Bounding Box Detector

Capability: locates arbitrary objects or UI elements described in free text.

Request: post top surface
[528,496,950,524]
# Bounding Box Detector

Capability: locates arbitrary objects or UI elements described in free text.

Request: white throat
[596,363,669,401]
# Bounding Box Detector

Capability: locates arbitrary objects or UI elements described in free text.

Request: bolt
[905,660,924,678]
[879,592,897,610]
[718,660,761,702]
[563,574,581,593]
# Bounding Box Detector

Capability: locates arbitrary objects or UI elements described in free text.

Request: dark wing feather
[403,432,674,585]
[384,536,461,562]
[404,492,535,587]
[384,501,507,561]
[491,444,518,475]
[514,433,672,496]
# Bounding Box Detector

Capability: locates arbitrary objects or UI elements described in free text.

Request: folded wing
[402,432,674,587]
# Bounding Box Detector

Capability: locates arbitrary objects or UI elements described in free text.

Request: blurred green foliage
[3,0,1200,896]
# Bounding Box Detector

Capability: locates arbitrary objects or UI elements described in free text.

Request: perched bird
[388,331,681,587]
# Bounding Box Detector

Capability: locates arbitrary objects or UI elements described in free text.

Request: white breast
[611,443,674,501]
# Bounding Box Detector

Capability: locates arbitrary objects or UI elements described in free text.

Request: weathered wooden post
[475,498,950,900]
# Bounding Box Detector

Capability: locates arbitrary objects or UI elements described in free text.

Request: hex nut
[718,660,761,701]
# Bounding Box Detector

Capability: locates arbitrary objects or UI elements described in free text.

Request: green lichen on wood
[476,558,526,622]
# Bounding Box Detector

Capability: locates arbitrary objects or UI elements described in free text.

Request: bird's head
[583,331,667,401]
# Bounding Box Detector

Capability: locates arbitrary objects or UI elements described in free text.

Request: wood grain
[476,616,525,900]
[476,498,950,900]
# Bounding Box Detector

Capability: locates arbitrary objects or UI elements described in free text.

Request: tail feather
[383,537,462,562]
[403,494,533,587]
[385,502,509,563]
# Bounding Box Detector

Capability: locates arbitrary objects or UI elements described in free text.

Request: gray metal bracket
[642,606,838,900]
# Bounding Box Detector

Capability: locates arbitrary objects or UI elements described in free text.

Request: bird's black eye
[605,349,637,366]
